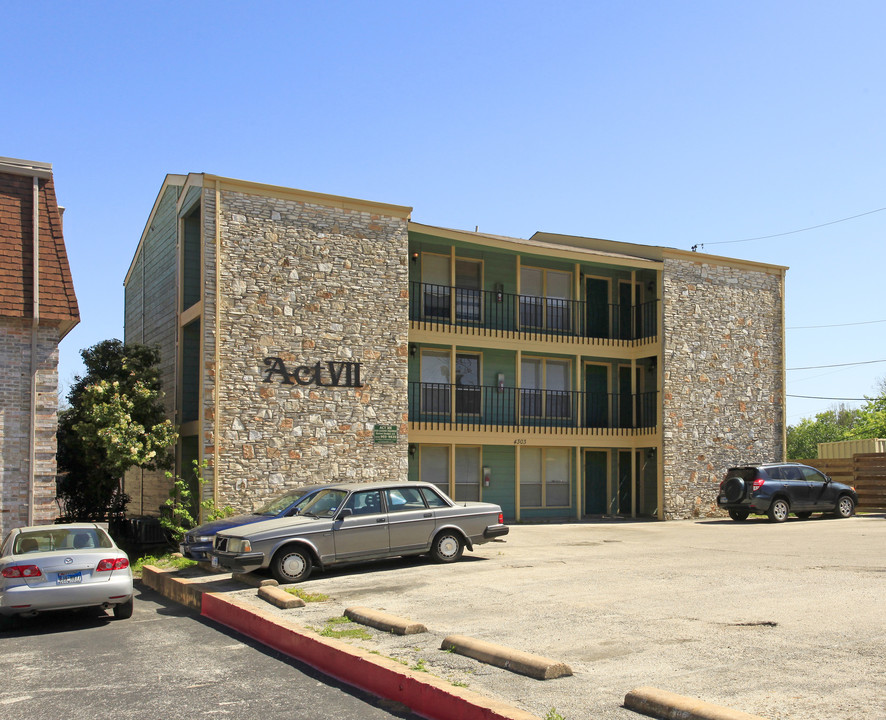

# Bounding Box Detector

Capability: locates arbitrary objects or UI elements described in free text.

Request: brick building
[0,157,79,540]
[124,173,786,522]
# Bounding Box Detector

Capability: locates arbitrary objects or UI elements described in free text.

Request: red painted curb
[201,592,538,720]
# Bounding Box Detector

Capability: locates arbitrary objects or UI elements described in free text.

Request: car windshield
[13,528,113,554]
[298,489,348,518]
[254,489,313,516]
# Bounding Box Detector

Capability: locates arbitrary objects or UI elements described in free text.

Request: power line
[787,394,867,401]
[788,318,886,330]
[787,359,886,371]
[691,205,886,251]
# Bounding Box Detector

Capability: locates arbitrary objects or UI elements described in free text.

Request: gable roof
[0,157,79,338]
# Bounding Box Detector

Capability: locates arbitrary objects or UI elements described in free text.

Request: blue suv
[717,462,857,522]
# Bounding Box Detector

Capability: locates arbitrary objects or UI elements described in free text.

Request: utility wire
[787,359,886,371]
[787,394,867,401]
[691,206,886,251]
[788,318,886,329]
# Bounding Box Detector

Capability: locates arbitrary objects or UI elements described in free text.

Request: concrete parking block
[441,634,572,680]
[624,686,770,720]
[344,606,428,635]
[258,585,306,609]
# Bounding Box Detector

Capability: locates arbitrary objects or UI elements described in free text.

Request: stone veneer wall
[202,187,410,511]
[0,319,60,538]
[662,257,785,519]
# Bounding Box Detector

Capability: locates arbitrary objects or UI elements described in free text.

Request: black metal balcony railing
[409,282,658,341]
[409,382,657,431]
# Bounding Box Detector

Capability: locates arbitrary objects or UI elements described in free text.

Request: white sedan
[1,523,133,626]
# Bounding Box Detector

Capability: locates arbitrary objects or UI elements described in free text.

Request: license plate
[211,556,219,569]
[57,571,82,585]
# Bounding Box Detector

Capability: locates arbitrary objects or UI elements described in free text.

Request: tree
[57,340,178,520]
[849,394,886,440]
[786,404,860,459]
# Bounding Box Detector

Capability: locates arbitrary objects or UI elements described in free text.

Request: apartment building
[124,173,785,521]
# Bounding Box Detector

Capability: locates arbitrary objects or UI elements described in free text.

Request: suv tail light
[3,565,42,578]
[752,475,765,492]
[96,558,130,572]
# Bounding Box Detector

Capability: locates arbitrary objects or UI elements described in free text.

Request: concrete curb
[141,567,540,720]
[442,634,573,680]
[344,606,428,635]
[624,686,770,720]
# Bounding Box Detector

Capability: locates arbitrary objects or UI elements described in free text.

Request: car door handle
[423,513,432,518]
[376,518,386,523]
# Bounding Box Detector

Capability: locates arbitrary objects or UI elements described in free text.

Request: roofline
[0,156,53,180]
[124,174,187,286]
[202,174,413,219]
[410,222,662,270]
[532,231,788,275]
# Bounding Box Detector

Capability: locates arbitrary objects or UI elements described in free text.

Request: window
[455,259,482,323]
[521,357,571,420]
[519,267,572,331]
[420,445,449,496]
[454,447,481,502]
[421,350,450,413]
[520,447,571,509]
[455,353,480,415]
[384,487,426,512]
[422,254,450,318]
[343,490,383,516]
[421,255,482,323]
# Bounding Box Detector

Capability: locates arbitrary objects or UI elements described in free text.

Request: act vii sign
[262,357,364,387]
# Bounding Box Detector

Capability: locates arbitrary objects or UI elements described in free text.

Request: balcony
[409,382,657,433]
[409,282,658,343]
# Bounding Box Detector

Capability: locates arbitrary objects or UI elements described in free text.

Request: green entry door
[585,364,609,428]
[585,451,608,515]
[585,277,609,338]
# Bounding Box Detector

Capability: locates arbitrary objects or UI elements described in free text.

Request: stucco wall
[202,188,410,511]
[661,257,785,519]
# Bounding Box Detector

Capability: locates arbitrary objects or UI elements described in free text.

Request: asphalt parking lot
[237,513,886,720]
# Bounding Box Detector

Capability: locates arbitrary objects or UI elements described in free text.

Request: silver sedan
[211,481,509,583]
[1,523,134,625]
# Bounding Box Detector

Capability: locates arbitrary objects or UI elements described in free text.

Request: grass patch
[132,553,197,577]
[284,587,329,602]
[313,615,372,640]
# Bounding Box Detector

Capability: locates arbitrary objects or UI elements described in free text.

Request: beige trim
[412,222,662,270]
[213,180,222,511]
[203,174,413,219]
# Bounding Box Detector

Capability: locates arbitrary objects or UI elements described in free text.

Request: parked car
[180,483,340,560]
[1,523,133,626]
[210,481,509,583]
[717,462,858,522]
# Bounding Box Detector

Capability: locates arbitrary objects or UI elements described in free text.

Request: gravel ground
[207,515,886,720]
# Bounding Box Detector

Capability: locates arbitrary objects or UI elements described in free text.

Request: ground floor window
[520,447,570,508]
[419,445,482,502]
[454,446,481,501]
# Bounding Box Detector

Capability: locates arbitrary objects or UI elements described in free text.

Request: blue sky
[5,1,885,425]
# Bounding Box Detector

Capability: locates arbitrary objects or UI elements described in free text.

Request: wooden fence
[795,453,886,513]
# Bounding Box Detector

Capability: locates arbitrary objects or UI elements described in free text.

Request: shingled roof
[0,157,79,338]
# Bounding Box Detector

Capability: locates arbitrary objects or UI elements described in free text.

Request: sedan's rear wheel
[767,498,790,523]
[430,531,464,563]
[271,546,313,583]
[835,495,855,518]
[728,509,749,522]
[113,597,133,619]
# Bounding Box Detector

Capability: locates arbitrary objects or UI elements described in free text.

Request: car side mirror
[337,508,353,519]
